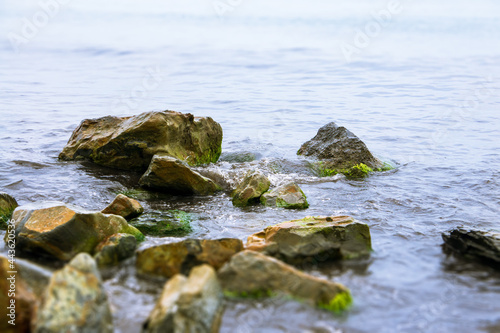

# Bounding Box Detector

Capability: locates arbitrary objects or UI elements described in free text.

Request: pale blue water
[1,1,500,332]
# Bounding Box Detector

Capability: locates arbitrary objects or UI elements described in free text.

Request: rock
[34,253,113,333]
[130,210,193,237]
[297,122,383,171]
[260,182,309,209]
[139,155,219,195]
[59,110,223,171]
[218,250,352,312]
[0,256,37,333]
[94,233,137,267]
[102,194,144,220]
[136,238,243,279]
[0,192,18,229]
[6,201,144,261]
[143,265,223,333]
[219,151,258,163]
[231,170,270,207]
[442,228,500,267]
[16,258,53,299]
[246,216,371,264]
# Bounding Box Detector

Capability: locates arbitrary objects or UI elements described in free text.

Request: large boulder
[136,238,243,279]
[218,251,352,312]
[260,182,309,209]
[94,233,137,267]
[102,194,144,220]
[59,110,223,171]
[231,170,270,207]
[0,256,37,333]
[143,265,223,333]
[0,192,18,229]
[297,122,383,170]
[6,201,144,261]
[34,253,113,332]
[442,228,500,268]
[246,216,371,264]
[139,155,219,195]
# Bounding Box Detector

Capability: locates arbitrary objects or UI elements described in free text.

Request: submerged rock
[136,238,243,279]
[34,253,113,333]
[218,250,352,312]
[6,201,144,261]
[59,110,223,170]
[231,170,270,207]
[102,194,144,220]
[130,210,193,237]
[94,233,137,267]
[442,228,500,268]
[246,216,371,264]
[260,182,309,209]
[143,265,223,333]
[139,155,219,195]
[219,151,258,163]
[297,122,383,172]
[0,192,18,229]
[0,256,37,333]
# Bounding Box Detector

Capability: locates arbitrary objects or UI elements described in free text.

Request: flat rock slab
[59,110,223,170]
[246,216,372,264]
[442,228,500,268]
[136,238,243,279]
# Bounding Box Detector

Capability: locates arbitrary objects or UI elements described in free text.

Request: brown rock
[231,170,270,207]
[218,251,352,311]
[246,216,371,264]
[94,233,137,267]
[102,194,144,220]
[136,238,243,279]
[139,155,219,195]
[0,256,37,333]
[59,110,223,170]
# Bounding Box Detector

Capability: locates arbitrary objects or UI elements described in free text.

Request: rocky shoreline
[1,110,497,332]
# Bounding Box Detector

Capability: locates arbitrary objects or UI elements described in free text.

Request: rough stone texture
[231,170,270,207]
[219,151,257,163]
[260,182,309,209]
[94,233,137,267]
[59,110,223,170]
[0,256,37,333]
[0,192,18,229]
[297,122,383,169]
[246,216,372,264]
[6,201,144,261]
[218,250,351,309]
[143,265,223,333]
[102,194,144,220]
[136,238,243,279]
[442,228,500,267]
[130,210,192,237]
[34,253,113,333]
[139,155,219,195]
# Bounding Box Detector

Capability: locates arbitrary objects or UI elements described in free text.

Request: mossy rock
[311,161,394,179]
[130,210,193,237]
[0,192,18,229]
[318,291,353,313]
[219,152,257,163]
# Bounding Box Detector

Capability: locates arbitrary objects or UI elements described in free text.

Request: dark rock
[297,122,383,170]
[0,192,18,229]
[130,210,193,237]
[219,151,258,163]
[139,155,219,195]
[94,233,137,267]
[442,228,500,268]
[59,110,223,171]
[136,238,243,279]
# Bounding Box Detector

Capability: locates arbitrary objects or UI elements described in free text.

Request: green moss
[194,144,222,165]
[130,210,193,236]
[342,163,373,179]
[121,224,145,242]
[224,289,275,299]
[318,291,353,314]
[374,161,395,172]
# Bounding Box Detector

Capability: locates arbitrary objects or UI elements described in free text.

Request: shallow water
[1,0,500,332]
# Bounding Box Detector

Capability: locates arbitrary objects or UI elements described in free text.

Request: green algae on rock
[0,192,18,230]
[59,110,223,171]
[246,215,372,264]
[130,210,193,237]
[260,182,309,209]
[231,170,270,207]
